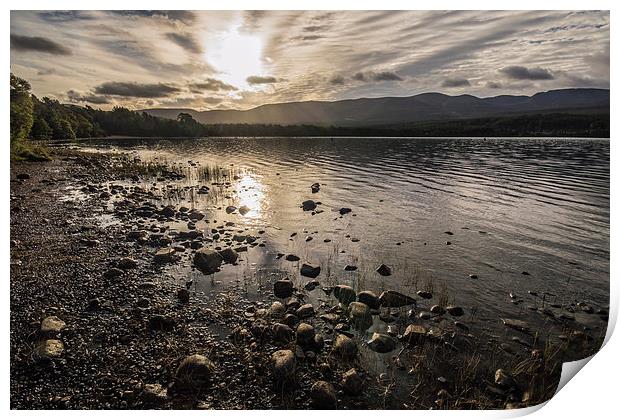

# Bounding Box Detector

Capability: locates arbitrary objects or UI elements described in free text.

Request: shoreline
[10,148,604,409]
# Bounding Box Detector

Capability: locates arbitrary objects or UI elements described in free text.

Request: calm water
[83,137,610,343]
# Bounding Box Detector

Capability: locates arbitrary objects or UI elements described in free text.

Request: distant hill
[141,88,609,127]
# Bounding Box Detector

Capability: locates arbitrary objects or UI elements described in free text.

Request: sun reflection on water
[234,172,264,220]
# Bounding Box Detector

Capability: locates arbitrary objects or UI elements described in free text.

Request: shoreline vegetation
[10,147,606,409]
[10,74,610,164]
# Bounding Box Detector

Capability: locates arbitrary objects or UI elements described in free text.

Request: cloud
[303,25,328,32]
[352,71,403,82]
[246,75,279,84]
[442,77,471,87]
[108,10,196,24]
[499,65,554,80]
[329,75,345,85]
[188,78,237,92]
[38,11,95,22]
[486,81,503,89]
[11,34,72,55]
[292,35,324,41]
[37,68,56,76]
[67,90,110,104]
[93,81,180,97]
[165,33,202,54]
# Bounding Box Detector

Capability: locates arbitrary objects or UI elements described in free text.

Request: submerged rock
[379,290,416,307]
[357,290,380,309]
[344,264,358,271]
[339,207,352,215]
[219,248,238,264]
[334,284,357,306]
[301,200,317,211]
[311,183,320,193]
[285,254,300,262]
[238,205,250,216]
[225,205,237,214]
[193,248,223,273]
[417,290,432,299]
[376,264,392,276]
[446,306,465,317]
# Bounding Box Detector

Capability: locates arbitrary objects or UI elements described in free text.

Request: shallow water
[80,136,610,347]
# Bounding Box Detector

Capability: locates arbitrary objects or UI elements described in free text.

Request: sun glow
[205,25,264,89]
[235,173,264,220]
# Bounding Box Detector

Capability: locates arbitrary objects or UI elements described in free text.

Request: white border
[2,1,616,419]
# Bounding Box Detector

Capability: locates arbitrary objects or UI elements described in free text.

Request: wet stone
[310,381,337,409]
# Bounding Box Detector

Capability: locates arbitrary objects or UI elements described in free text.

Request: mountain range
[141,88,609,127]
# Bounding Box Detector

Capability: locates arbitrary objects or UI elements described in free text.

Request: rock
[270,301,286,318]
[348,302,372,331]
[296,303,315,319]
[188,210,205,221]
[339,207,352,215]
[311,183,320,193]
[154,247,176,264]
[334,284,357,306]
[177,289,190,304]
[379,290,416,307]
[238,205,250,216]
[285,254,300,262]
[16,173,30,180]
[193,248,223,273]
[376,264,392,276]
[225,206,237,214]
[418,311,432,320]
[161,206,176,217]
[219,248,238,264]
[402,324,428,345]
[35,339,64,359]
[296,323,316,346]
[310,381,337,409]
[304,280,320,291]
[40,316,66,336]
[430,305,446,315]
[342,368,364,395]
[103,267,124,279]
[446,306,465,317]
[417,290,432,299]
[274,279,294,299]
[334,334,357,360]
[357,290,380,309]
[367,332,398,353]
[272,350,296,382]
[469,274,478,279]
[148,314,175,331]
[273,323,294,342]
[313,333,325,351]
[501,318,531,334]
[176,355,215,388]
[300,263,321,278]
[141,383,167,404]
[302,200,317,211]
[344,264,358,271]
[118,257,138,269]
[495,369,518,390]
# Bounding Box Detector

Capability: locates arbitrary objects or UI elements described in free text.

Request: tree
[10,73,34,141]
[30,117,53,140]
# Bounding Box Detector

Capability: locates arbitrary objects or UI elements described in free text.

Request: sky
[10,10,610,111]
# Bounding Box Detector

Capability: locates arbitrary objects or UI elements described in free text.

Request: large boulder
[175,355,215,389]
[379,290,416,307]
[296,303,315,319]
[193,248,223,273]
[274,279,294,299]
[296,323,316,346]
[219,248,238,264]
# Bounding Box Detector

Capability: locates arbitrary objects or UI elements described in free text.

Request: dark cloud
[373,71,403,81]
[189,78,237,92]
[442,77,471,87]
[303,25,328,32]
[165,33,202,54]
[292,35,324,41]
[352,71,403,82]
[202,97,224,105]
[486,81,503,89]
[108,10,196,24]
[67,90,110,104]
[246,75,279,85]
[38,11,95,22]
[329,75,345,85]
[37,68,56,76]
[94,81,180,98]
[11,34,72,55]
[500,65,554,80]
